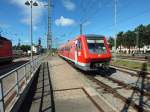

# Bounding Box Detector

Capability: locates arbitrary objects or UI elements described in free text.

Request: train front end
[85,35,111,70]
[77,35,111,71]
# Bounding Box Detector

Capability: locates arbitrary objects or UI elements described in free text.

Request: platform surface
[48,56,107,112]
[20,56,116,112]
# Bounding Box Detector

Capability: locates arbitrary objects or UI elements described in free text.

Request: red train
[58,34,112,71]
[0,36,13,63]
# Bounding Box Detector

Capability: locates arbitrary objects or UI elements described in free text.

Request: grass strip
[112,60,150,72]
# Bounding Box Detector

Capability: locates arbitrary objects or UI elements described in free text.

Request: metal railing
[0,55,43,112]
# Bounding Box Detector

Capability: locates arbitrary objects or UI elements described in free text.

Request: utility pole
[47,0,52,51]
[80,23,83,35]
[114,0,117,61]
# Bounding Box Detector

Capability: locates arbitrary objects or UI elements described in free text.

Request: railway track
[105,76,150,97]
[0,55,40,76]
[85,74,150,112]
[111,65,150,80]
[0,60,29,76]
[87,76,139,112]
[74,66,150,112]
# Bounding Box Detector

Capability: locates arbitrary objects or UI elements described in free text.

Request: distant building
[27,45,42,55]
[116,45,150,54]
[32,45,38,53]
[27,45,38,54]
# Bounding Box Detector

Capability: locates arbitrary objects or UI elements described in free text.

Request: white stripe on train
[59,54,90,67]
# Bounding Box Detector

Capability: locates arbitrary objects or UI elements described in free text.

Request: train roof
[84,34,105,38]
[0,36,10,41]
[59,34,105,48]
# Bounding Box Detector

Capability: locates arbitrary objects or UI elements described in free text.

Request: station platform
[19,56,116,112]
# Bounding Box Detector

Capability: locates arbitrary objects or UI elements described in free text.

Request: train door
[75,40,78,64]
[75,39,82,64]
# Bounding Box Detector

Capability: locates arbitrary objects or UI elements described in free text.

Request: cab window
[77,40,82,50]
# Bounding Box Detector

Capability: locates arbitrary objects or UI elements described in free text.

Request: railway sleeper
[88,76,149,112]
[106,76,150,97]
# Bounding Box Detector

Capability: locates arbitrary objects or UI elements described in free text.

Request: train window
[87,39,107,54]
[77,40,82,50]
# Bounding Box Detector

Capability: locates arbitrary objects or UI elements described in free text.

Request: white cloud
[11,0,46,25]
[55,16,75,26]
[62,0,75,11]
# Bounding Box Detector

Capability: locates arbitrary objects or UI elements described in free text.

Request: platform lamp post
[25,0,38,61]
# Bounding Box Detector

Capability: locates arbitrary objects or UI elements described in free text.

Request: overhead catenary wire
[55,0,110,42]
[57,0,150,48]
[79,0,150,35]
[80,0,111,24]
[80,0,150,33]
[79,0,112,34]
[96,8,150,33]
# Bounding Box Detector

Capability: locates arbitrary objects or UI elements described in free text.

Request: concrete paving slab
[54,89,100,112]
[48,57,87,90]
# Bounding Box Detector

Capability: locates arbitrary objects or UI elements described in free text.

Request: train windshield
[87,39,107,54]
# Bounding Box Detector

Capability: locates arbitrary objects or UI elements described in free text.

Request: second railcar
[0,36,13,63]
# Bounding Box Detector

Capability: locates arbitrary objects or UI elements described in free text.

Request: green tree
[107,37,114,50]
[20,45,30,52]
[145,24,150,45]
[135,24,146,50]
[124,30,136,53]
[117,31,124,51]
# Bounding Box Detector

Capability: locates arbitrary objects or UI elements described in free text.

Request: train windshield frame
[87,38,107,54]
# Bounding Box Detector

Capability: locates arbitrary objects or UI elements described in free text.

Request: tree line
[108,24,150,53]
[13,45,31,52]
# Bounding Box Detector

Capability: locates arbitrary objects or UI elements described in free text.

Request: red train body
[58,34,112,71]
[0,36,13,63]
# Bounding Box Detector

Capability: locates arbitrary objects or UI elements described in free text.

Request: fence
[0,56,43,112]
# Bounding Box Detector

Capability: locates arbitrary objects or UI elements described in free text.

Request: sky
[0,0,150,48]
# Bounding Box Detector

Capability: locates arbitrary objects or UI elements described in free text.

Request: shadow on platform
[19,62,55,112]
